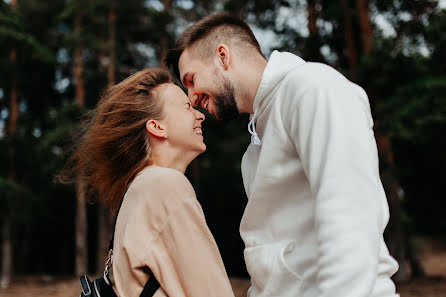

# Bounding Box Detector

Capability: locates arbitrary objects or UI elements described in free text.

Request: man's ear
[146,119,168,139]
[215,44,230,71]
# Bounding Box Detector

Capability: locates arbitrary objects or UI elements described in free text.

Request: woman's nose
[194,108,205,121]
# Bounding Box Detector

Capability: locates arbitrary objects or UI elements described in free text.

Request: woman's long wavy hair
[58,68,171,212]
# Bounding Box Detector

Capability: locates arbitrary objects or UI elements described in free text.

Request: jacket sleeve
[282,74,388,297]
[146,195,236,297]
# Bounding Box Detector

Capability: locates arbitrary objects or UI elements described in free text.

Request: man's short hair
[165,12,263,82]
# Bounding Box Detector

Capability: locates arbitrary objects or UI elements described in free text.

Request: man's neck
[234,56,268,114]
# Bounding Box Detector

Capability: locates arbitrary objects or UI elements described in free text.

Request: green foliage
[38,103,86,150]
[0,177,26,217]
[380,76,446,141]
[0,7,54,62]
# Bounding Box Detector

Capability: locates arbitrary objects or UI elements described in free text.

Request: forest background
[0,0,445,293]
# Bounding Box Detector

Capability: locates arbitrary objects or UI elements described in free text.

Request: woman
[61,68,235,297]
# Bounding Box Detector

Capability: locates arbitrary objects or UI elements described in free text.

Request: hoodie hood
[253,51,306,118]
[247,51,306,146]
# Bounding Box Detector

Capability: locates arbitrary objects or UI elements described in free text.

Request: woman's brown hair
[58,68,171,212]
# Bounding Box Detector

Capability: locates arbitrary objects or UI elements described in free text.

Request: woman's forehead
[159,83,188,103]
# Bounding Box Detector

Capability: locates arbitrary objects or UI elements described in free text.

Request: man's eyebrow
[181,72,190,87]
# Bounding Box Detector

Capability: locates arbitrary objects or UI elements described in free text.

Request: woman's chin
[200,143,206,153]
[186,145,206,168]
[196,143,207,155]
[195,143,206,156]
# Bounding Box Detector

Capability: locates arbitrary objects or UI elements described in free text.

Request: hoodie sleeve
[282,71,387,297]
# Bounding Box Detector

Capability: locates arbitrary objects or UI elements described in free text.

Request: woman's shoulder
[128,166,196,201]
[137,165,191,185]
[119,166,198,228]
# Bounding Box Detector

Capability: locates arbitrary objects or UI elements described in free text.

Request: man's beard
[214,77,239,122]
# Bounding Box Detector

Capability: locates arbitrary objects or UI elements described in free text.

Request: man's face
[178,48,239,122]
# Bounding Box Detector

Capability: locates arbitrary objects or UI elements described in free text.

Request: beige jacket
[113,166,235,297]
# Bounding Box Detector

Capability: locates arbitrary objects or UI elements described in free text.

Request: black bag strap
[110,208,161,297]
[140,274,161,297]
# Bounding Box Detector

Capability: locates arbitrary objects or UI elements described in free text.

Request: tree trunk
[379,159,410,282]
[75,179,88,276]
[96,204,113,273]
[341,0,358,70]
[158,0,171,67]
[7,51,18,135]
[385,180,409,282]
[406,234,425,278]
[96,6,116,273]
[107,8,116,88]
[74,45,84,106]
[1,0,18,282]
[307,0,318,34]
[0,219,12,289]
[355,0,373,55]
[159,36,168,67]
[354,0,423,279]
[73,11,85,106]
[376,134,424,282]
[73,7,88,276]
[305,0,324,62]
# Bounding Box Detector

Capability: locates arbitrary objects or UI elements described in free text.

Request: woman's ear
[146,119,168,139]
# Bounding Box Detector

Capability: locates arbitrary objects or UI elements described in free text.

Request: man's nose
[188,90,199,107]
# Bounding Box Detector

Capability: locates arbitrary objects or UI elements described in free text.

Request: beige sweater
[112,166,235,297]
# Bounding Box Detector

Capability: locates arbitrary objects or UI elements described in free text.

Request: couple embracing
[67,12,399,297]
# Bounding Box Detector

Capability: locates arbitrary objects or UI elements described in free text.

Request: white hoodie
[240,51,399,297]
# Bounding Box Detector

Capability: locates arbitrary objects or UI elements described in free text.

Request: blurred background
[0,0,445,296]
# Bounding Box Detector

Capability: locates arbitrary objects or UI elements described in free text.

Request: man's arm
[282,72,387,297]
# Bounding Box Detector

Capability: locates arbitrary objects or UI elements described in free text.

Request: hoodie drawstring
[248,108,261,146]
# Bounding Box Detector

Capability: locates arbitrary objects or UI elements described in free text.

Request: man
[166,12,399,297]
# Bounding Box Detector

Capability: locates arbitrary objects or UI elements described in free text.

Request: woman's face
[158,83,206,155]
